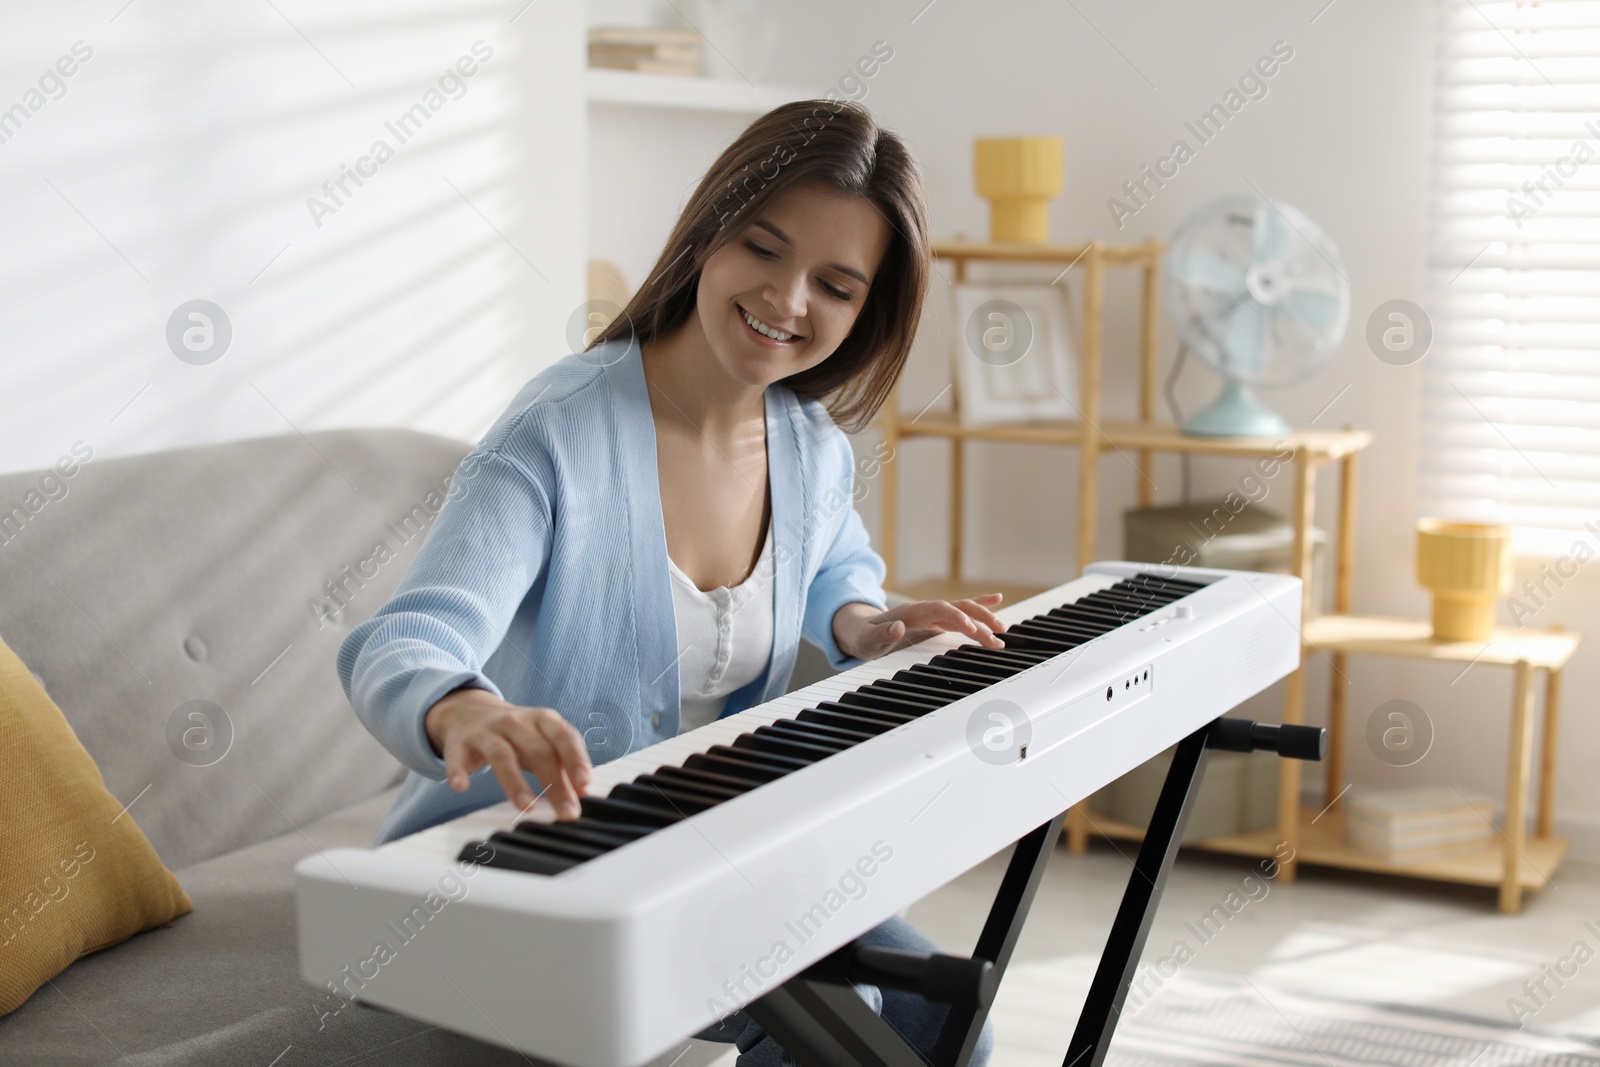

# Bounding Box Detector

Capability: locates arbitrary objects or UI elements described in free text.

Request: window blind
[1425,0,1600,558]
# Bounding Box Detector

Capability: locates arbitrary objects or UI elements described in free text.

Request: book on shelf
[1347,834,1496,865]
[587,26,702,75]
[1344,784,1496,864]
[588,26,701,47]
[590,43,700,65]
[590,54,700,76]
[1345,784,1494,829]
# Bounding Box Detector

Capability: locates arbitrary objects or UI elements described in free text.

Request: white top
[667,520,775,733]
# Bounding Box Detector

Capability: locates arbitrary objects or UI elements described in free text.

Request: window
[1425,0,1600,557]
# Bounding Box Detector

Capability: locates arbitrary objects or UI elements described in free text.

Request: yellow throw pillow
[0,632,193,1015]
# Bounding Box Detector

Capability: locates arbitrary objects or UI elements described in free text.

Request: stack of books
[588,27,702,77]
[1345,785,1496,864]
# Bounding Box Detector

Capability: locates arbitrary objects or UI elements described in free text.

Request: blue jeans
[691,915,996,1067]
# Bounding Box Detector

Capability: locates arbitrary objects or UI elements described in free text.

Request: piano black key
[765,718,875,747]
[1010,623,1094,647]
[656,764,761,796]
[580,795,685,828]
[1057,596,1131,618]
[1076,603,1137,625]
[797,707,898,736]
[611,781,719,815]
[465,834,582,875]
[1038,612,1109,636]
[869,678,964,707]
[934,651,1028,679]
[635,771,745,802]
[1047,604,1123,628]
[1126,572,1205,591]
[1098,586,1178,608]
[839,688,942,716]
[704,743,813,772]
[906,660,1002,687]
[1019,617,1099,641]
[733,731,838,763]
[684,750,790,783]
[814,701,916,726]
[1081,589,1142,610]
[960,645,1054,668]
[517,819,645,848]
[1020,614,1103,638]
[901,665,987,694]
[970,649,1055,672]
[926,652,1014,681]
[998,630,1079,655]
[754,722,854,751]
[1078,592,1157,615]
[499,826,610,860]
[902,662,998,687]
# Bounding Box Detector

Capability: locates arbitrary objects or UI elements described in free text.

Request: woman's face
[694,181,892,391]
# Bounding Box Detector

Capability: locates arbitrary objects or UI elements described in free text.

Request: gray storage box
[1089,747,1279,842]
[1098,497,1316,840]
[1123,498,1328,618]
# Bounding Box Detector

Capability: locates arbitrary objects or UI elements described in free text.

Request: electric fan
[1163,193,1350,437]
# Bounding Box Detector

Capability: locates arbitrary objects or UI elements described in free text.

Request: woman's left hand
[836,592,1008,661]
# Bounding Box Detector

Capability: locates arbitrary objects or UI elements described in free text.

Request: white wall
[753,0,1600,860]
[0,0,586,475]
[6,0,1595,861]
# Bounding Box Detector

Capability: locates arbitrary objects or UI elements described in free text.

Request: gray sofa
[0,428,860,1066]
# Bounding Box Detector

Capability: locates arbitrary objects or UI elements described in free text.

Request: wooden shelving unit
[585,67,814,114]
[1012,558,1578,915]
[875,238,1370,878]
[877,237,1582,911]
[885,237,1562,894]
[1289,615,1578,912]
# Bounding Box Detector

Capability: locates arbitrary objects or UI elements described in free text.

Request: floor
[702,839,1600,1065]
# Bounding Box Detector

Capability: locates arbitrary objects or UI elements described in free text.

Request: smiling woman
[337,98,999,1067]
[591,99,929,437]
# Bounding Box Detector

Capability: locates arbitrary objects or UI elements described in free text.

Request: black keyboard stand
[741,716,1326,1067]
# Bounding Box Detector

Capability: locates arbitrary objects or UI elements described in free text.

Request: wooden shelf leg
[950,437,964,585]
[1538,658,1563,839]
[1066,802,1090,854]
[1138,240,1159,509]
[1275,454,1316,883]
[1278,662,1305,883]
[1077,246,1103,578]
[1501,659,1535,914]
[1323,449,1356,815]
[1326,650,1347,811]
[880,422,900,593]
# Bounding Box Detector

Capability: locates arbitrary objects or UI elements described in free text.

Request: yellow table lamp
[1415,518,1513,642]
[974,136,1063,243]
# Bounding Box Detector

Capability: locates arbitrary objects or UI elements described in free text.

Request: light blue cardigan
[337,335,890,844]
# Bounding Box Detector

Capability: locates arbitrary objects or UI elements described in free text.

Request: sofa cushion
[0,633,194,1016]
[0,785,733,1067]
[0,429,477,872]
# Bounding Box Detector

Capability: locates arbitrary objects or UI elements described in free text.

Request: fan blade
[1277,288,1343,332]
[1253,201,1289,263]
[1221,300,1268,379]
[1168,251,1248,295]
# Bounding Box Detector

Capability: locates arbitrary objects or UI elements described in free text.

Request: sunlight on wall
[0,0,583,476]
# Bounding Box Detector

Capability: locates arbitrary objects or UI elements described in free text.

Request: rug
[1105,971,1600,1066]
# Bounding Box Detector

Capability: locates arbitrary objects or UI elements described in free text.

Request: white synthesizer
[297,561,1302,1067]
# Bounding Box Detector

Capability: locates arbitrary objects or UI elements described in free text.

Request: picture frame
[948,282,1079,426]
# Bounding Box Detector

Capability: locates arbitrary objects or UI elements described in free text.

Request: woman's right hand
[423,687,593,819]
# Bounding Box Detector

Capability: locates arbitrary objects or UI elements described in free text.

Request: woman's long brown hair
[586,99,931,435]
